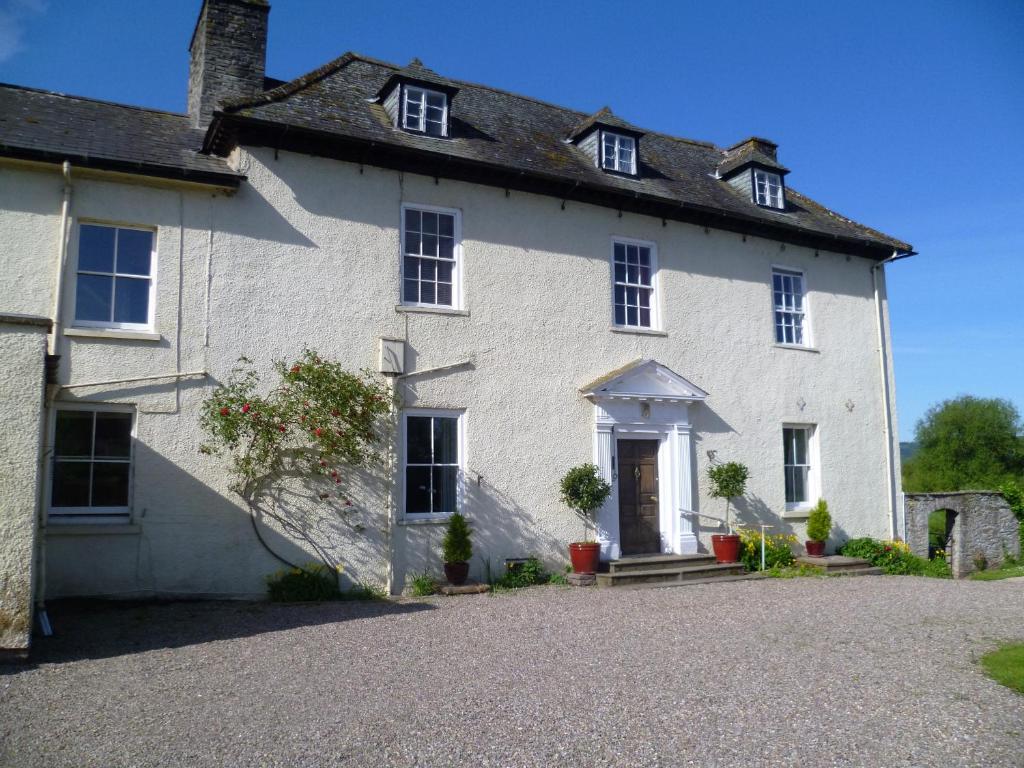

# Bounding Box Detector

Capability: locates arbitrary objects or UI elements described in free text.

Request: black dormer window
[601,131,636,175]
[754,169,784,209]
[402,85,448,137]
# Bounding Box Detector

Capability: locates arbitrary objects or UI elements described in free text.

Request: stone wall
[905,492,1020,578]
[0,314,49,657]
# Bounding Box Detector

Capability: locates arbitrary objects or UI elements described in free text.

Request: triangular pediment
[580,359,708,403]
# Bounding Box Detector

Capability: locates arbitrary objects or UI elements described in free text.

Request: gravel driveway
[2,577,1023,767]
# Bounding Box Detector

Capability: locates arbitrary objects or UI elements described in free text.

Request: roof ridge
[0,82,188,118]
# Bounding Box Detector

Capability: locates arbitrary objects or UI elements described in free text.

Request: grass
[764,563,826,579]
[980,643,1024,695]
[970,564,1024,581]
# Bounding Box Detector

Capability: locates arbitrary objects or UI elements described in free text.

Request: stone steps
[795,555,882,576]
[597,561,747,587]
[607,553,717,574]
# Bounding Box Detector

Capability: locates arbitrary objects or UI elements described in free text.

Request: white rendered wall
[0,150,900,596]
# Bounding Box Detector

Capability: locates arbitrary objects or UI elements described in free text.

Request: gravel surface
[2,577,1023,767]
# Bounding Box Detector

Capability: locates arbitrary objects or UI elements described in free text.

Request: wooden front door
[617,439,661,556]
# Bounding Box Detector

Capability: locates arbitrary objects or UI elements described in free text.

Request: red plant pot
[805,540,826,558]
[443,561,470,585]
[711,534,741,564]
[568,542,601,574]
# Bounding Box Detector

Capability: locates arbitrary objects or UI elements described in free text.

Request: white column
[594,421,619,561]
[676,424,698,554]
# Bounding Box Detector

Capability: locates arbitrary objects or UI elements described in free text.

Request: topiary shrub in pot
[706,461,749,563]
[441,513,473,585]
[560,463,612,574]
[805,498,832,557]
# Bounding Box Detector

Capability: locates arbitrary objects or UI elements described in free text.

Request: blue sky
[2,0,1021,436]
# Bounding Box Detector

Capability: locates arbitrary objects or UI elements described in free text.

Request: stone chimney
[188,0,270,128]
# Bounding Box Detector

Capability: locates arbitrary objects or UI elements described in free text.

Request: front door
[617,439,661,556]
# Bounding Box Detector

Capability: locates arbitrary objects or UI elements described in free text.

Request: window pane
[55,410,93,457]
[436,282,452,306]
[437,260,453,282]
[793,467,806,503]
[784,466,795,504]
[637,247,650,267]
[638,288,650,309]
[407,417,432,463]
[639,266,651,285]
[613,243,625,262]
[422,234,438,257]
[92,462,130,507]
[438,236,454,261]
[113,277,150,324]
[422,213,438,235]
[793,429,808,464]
[75,274,113,322]
[406,467,431,514]
[420,259,436,281]
[403,279,419,303]
[627,305,637,326]
[404,209,421,233]
[438,215,454,238]
[420,282,436,304]
[426,92,445,109]
[639,307,651,327]
[51,461,90,507]
[783,429,794,465]
[94,412,132,458]
[404,230,421,255]
[78,225,115,272]
[433,466,458,514]
[627,263,638,283]
[433,417,458,464]
[403,256,419,280]
[116,229,153,276]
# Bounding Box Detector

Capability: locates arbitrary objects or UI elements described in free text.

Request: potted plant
[805,498,832,557]
[441,513,473,585]
[707,461,749,563]
[560,463,612,574]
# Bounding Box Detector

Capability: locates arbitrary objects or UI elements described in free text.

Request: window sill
[395,305,469,317]
[396,515,453,526]
[773,343,819,354]
[610,326,668,337]
[46,523,141,536]
[65,327,161,342]
[782,507,812,520]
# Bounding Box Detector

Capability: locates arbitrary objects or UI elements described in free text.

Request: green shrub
[806,499,832,542]
[338,583,387,601]
[493,557,553,590]
[707,461,749,532]
[441,513,473,563]
[738,528,796,571]
[838,537,950,578]
[266,563,341,602]
[409,572,437,597]
[560,464,612,541]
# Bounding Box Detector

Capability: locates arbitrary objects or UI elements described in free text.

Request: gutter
[871,249,915,539]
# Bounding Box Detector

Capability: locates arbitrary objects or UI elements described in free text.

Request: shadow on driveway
[9,598,434,670]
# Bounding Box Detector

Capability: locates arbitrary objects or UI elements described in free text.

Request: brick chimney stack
[188,0,270,128]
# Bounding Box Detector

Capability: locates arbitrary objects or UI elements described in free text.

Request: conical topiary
[441,513,473,563]
[806,499,832,542]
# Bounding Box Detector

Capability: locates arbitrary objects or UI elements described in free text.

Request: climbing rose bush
[200,350,393,499]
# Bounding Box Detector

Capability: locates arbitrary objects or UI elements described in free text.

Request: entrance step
[597,561,746,587]
[795,555,882,576]
[607,553,717,574]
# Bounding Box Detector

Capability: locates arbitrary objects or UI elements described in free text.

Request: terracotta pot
[805,540,826,558]
[443,561,470,585]
[568,542,601,574]
[711,534,741,564]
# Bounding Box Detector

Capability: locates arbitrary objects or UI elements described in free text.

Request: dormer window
[754,169,784,209]
[601,131,636,175]
[402,85,448,137]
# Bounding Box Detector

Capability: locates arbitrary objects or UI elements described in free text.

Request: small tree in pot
[707,461,749,563]
[441,513,473,585]
[805,499,832,557]
[560,464,611,574]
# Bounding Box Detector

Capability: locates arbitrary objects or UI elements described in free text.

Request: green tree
[903,396,1024,492]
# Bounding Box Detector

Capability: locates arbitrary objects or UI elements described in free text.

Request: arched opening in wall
[927,508,958,562]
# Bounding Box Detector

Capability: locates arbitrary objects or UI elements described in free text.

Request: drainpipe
[871,249,914,540]
[49,161,73,355]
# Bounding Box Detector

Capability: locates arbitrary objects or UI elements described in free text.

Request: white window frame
[782,424,819,513]
[46,402,136,524]
[400,409,465,522]
[771,265,811,347]
[610,236,659,330]
[601,131,637,175]
[71,221,157,332]
[399,203,463,310]
[754,169,784,209]
[402,85,448,137]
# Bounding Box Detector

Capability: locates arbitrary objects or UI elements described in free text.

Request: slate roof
[717,137,790,177]
[0,84,241,186]
[212,53,911,256]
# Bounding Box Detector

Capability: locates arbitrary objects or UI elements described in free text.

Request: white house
[0,0,912,653]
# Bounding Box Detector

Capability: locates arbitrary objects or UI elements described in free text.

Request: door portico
[580,359,708,561]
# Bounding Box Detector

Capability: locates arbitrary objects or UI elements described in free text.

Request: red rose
[334,477,341,484]
[219,407,230,416]
[314,428,323,437]
[291,365,301,374]
[319,460,327,467]
[242,403,251,413]
[278,425,286,432]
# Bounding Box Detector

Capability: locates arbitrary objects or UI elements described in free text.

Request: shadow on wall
[16,598,433,668]
[392,471,569,591]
